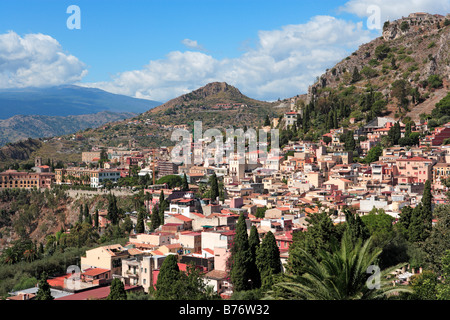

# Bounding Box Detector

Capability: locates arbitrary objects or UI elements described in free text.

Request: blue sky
[0,0,448,102]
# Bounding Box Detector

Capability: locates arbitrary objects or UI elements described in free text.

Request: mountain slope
[140,81,284,131]
[0,111,137,146]
[305,13,449,121]
[0,85,162,119]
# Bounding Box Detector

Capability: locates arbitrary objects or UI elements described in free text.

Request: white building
[90,169,121,188]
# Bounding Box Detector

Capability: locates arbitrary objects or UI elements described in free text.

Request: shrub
[375,44,390,60]
[427,75,443,89]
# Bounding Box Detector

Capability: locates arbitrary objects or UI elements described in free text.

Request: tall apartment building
[157,160,179,179]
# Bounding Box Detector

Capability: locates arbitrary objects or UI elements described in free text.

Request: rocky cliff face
[306,13,450,107]
[382,13,448,41]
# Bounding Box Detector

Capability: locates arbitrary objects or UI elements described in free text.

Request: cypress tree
[156,254,182,299]
[230,213,252,292]
[159,199,167,226]
[86,211,92,226]
[107,193,119,225]
[264,115,271,127]
[256,231,281,289]
[210,173,219,203]
[182,173,189,191]
[136,209,145,234]
[344,209,369,243]
[84,203,89,219]
[398,205,413,237]
[248,226,261,289]
[107,278,127,300]
[409,203,427,242]
[151,205,161,230]
[94,209,99,229]
[36,272,53,300]
[422,180,433,217]
[159,190,165,204]
[78,204,84,224]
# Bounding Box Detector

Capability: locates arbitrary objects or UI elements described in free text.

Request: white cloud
[340,0,450,23]
[181,38,205,51]
[85,15,372,102]
[0,31,88,88]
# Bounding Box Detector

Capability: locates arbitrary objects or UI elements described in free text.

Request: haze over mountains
[0,85,162,145]
[0,85,161,119]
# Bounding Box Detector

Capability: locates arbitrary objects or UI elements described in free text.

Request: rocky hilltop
[306,13,450,119]
[146,81,275,115]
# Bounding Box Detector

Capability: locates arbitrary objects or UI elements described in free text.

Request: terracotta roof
[205,269,228,280]
[171,214,192,222]
[191,212,206,218]
[83,268,110,277]
[203,248,214,255]
[127,248,143,256]
[55,285,140,300]
[151,249,164,256]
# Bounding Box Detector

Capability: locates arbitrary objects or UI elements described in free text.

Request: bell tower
[35,157,42,167]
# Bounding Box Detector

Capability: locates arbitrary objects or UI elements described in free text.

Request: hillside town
[2,109,450,300]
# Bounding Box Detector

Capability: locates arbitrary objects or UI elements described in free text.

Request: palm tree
[271,232,412,300]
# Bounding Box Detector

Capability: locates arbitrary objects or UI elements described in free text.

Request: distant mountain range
[0,111,137,146]
[0,85,162,119]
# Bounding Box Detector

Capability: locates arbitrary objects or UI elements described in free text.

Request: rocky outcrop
[306,12,449,105]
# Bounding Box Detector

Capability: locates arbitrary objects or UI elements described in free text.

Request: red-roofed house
[81,268,111,285]
[165,214,193,230]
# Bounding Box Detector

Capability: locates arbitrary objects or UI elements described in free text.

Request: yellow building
[80,244,130,275]
[0,170,54,189]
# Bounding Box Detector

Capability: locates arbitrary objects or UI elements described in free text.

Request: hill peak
[182,82,243,101]
[146,81,269,115]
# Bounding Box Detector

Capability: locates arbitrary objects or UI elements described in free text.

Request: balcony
[125,270,139,277]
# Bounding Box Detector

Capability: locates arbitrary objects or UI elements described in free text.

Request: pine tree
[230,213,252,292]
[36,271,53,300]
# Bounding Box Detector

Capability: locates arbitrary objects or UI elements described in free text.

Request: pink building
[395,156,434,183]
